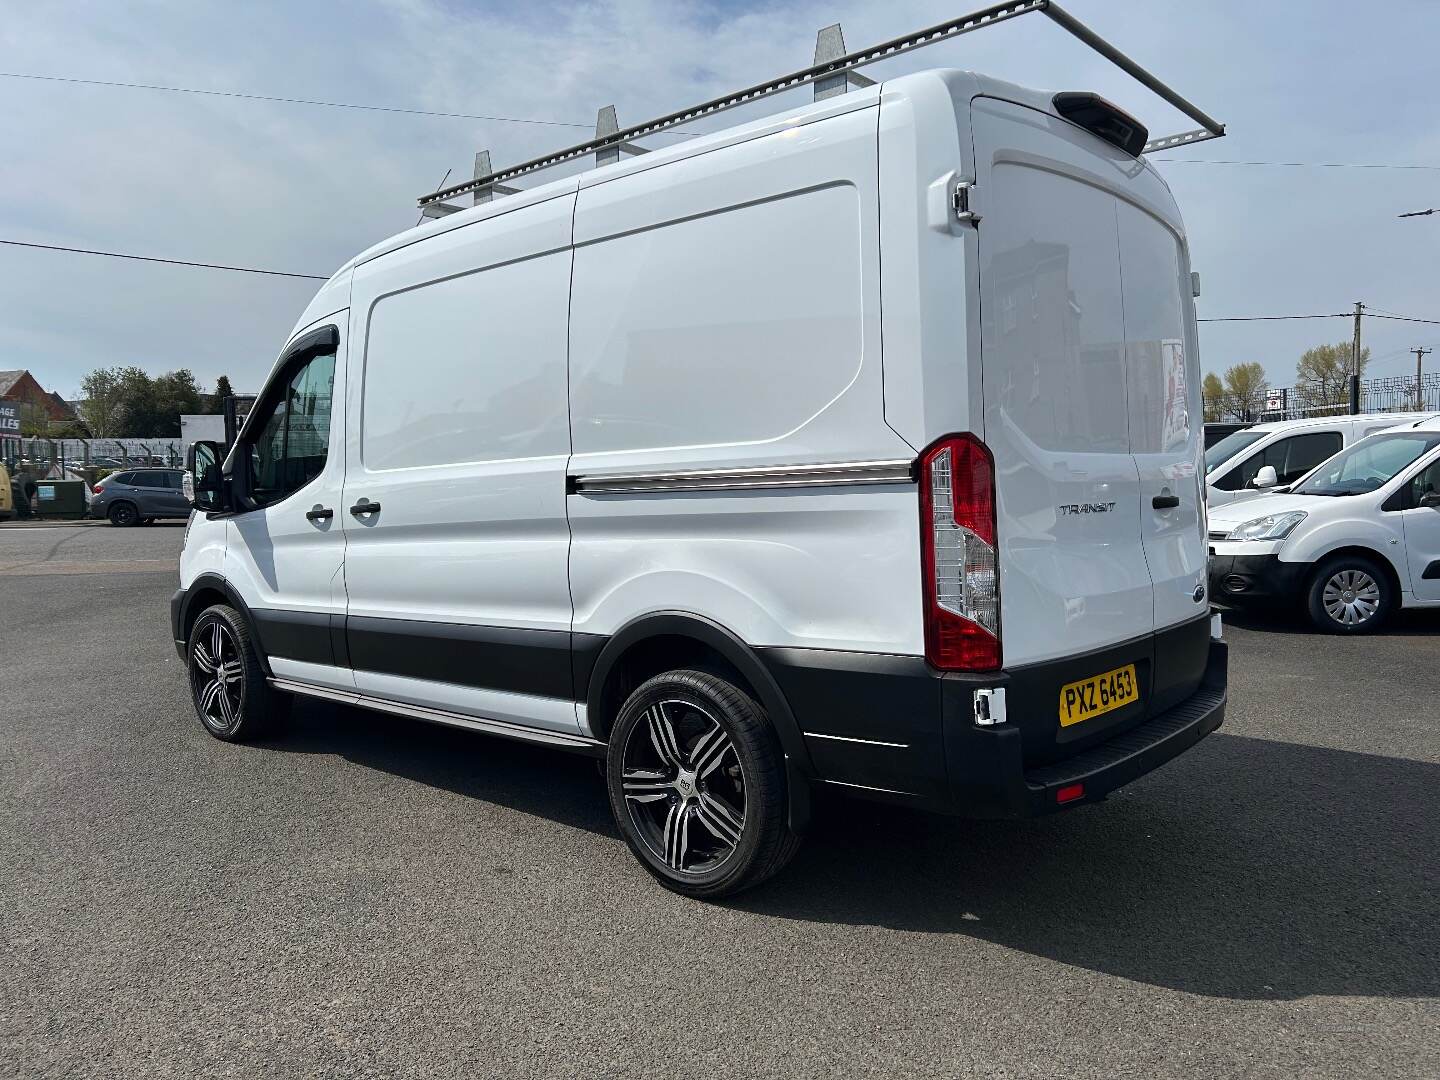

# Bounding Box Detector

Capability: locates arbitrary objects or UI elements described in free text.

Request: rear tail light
[919,433,1000,671]
[92,484,105,494]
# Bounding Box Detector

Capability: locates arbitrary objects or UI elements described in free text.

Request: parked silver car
[90,468,190,526]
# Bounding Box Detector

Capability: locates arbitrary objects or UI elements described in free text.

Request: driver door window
[1407,459,1440,508]
[1218,431,1342,490]
[247,350,336,507]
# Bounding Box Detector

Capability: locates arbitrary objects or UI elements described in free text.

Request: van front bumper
[1207,552,1309,604]
[760,622,1226,819]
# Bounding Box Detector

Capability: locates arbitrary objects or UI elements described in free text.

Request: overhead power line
[0,239,327,280]
[8,70,1439,173]
[8,240,1440,329]
[1196,313,1348,322]
[1153,158,1440,171]
[0,70,597,129]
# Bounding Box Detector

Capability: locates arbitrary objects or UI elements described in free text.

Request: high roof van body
[173,68,1227,897]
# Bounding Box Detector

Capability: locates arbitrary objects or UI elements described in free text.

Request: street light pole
[1414,346,1432,410]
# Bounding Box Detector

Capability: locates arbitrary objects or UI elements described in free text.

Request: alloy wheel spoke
[662,800,691,870]
[211,620,224,665]
[694,792,743,847]
[646,704,685,770]
[192,641,216,674]
[622,768,673,803]
[219,660,243,685]
[690,720,731,778]
[199,679,225,718]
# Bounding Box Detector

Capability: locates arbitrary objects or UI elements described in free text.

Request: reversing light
[1056,783,1085,805]
[919,433,1000,671]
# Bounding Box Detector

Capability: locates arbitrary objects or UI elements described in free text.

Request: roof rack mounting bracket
[417,0,1225,208]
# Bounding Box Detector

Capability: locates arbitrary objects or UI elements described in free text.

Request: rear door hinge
[952,180,980,224]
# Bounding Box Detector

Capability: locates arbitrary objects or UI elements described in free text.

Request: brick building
[0,370,79,431]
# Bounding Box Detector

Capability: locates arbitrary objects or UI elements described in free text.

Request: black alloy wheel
[108,501,138,527]
[606,669,800,899]
[186,604,288,741]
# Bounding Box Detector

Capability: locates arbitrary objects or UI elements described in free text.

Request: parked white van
[1205,413,1435,507]
[174,66,1227,897]
[1208,416,1440,632]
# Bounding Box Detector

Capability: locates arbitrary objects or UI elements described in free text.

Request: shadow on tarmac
[268,698,1438,1002]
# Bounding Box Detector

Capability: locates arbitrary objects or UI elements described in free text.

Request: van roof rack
[417,0,1224,210]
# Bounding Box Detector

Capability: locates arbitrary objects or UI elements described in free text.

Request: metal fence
[1203,373,1440,423]
[1,436,187,477]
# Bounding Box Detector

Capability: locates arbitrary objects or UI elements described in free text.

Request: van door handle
[349,499,381,517]
[306,506,334,522]
[1152,494,1180,509]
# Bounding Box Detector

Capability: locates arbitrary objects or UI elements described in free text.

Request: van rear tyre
[186,604,290,741]
[606,669,801,900]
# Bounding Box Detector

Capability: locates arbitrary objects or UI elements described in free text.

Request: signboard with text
[0,401,21,434]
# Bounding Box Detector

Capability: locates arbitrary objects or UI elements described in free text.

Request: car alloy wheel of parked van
[186,605,289,741]
[1306,557,1394,634]
[606,671,799,898]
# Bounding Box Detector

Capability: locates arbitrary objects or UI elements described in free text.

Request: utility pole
[1350,300,1364,415]
[1414,346,1432,410]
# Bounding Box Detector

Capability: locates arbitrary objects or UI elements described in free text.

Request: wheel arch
[179,573,273,676]
[1306,544,1406,598]
[582,612,814,831]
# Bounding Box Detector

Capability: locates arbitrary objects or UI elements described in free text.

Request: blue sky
[2,0,1438,397]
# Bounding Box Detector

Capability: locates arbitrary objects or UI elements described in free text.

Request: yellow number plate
[1059,664,1139,727]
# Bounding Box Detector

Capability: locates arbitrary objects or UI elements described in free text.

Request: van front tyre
[1306,555,1394,634]
[186,604,290,741]
[606,669,801,899]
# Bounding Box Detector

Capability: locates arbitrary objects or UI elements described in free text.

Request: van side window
[1407,458,1440,507]
[247,350,336,507]
[1217,430,1343,489]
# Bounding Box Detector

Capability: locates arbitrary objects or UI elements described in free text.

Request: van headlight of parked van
[1226,510,1307,542]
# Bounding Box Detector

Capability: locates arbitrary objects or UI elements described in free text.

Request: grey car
[91,468,191,526]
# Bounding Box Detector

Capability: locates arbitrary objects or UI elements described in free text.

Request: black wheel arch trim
[581,611,814,833]
[174,574,274,677]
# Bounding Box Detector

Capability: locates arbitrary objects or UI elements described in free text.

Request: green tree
[79,367,125,437]
[1296,339,1370,410]
[1223,362,1269,419]
[151,370,206,435]
[1201,372,1225,422]
[210,374,235,413]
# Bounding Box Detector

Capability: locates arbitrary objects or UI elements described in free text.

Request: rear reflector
[919,434,1000,672]
[1056,783,1085,805]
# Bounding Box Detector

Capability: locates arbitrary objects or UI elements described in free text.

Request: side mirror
[1420,491,1440,510]
[1251,465,1279,489]
[185,440,225,512]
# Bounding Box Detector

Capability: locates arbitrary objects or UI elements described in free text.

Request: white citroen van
[174,67,1226,898]
[1205,413,1436,507]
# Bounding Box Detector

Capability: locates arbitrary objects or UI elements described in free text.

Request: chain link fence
[1,436,187,478]
[1203,373,1440,423]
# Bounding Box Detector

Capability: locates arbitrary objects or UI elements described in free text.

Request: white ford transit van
[174,67,1227,897]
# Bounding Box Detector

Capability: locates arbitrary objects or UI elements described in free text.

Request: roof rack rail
[417,0,1224,209]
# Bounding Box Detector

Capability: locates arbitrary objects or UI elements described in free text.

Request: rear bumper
[760,618,1226,819]
[1208,552,1309,603]
[947,641,1226,817]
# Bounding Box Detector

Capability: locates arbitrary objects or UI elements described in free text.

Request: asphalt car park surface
[2,525,1437,1078]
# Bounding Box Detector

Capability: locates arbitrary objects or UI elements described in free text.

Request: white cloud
[1,0,1437,396]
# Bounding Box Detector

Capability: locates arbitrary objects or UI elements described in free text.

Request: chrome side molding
[570,459,915,495]
[270,678,606,754]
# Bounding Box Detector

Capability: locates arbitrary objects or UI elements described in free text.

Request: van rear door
[971,96,1207,756]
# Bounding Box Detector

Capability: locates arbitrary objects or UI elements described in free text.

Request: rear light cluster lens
[920,434,1000,671]
[92,484,105,494]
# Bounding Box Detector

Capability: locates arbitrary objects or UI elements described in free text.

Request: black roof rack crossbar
[417,0,1224,208]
